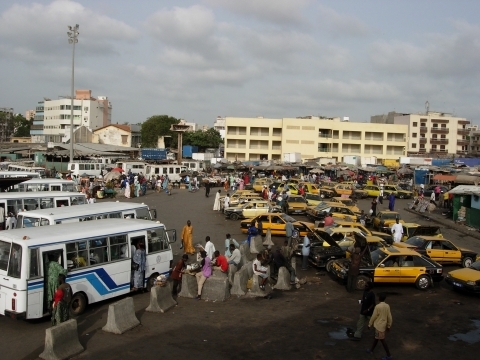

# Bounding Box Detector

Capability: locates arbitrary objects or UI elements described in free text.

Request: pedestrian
[351,281,375,340]
[224,233,239,256]
[124,179,131,199]
[285,220,294,247]
[213,190,221,211]
[51,274,72,326]
[443,191,449,209]
[167,181,173,195]
[346,245,367,292]
[301,235,310,270]
[224,193,230,211]
[46,254,67,310]
[171,254,188,296]
[391,218,403,243]
[181,220,195,255]
[273,248,296,285]
[430,191,436,202]
[434,185,441,201]
[388,193,395,211]
[253,253,269,290]
[246,221,258,245]
[195,250,212,300]
[367,293,393,359]
[359,210,366,227]
[371,198,377,217]
[5,212,16,230]
[132,241,146,291]
[205,181,210,197]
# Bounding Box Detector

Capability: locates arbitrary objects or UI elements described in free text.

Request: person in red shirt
[213,250,229,272]
[324,213,334,227]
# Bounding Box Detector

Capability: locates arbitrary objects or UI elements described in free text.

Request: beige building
[93,124,141,148]
[392,112,470,156]
[224,116,408,162]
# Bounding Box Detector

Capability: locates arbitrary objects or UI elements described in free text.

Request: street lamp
[67,24,79,161]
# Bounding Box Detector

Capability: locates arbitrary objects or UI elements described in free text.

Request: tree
[140,115,179,148]
[183,128,223,151]
[13,114,31,137]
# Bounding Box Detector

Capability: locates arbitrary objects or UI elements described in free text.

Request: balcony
[419,138,427,144]
[430,138,448,145]
[457,150,469,155]
[419,126,428,133]
[431,127,449,134]
[418,148,426,153]
[457,139,469,145]
[318,148,331,153]
[430,149,447,153]
[457,129,470,135]
[318,133,332,138]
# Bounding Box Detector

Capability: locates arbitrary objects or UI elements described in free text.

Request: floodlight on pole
[67,24,79,161]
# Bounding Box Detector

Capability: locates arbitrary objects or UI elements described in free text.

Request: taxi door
[254,202,268,217]
[256,215,271,235]
[440,241,462,265]
[242,202,256,218]
[398,256,425,284]
[374,256,401,283]
[269,215,285,235]
[425,241,444,263]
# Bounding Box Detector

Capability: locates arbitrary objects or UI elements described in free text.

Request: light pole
[67,24,79,161]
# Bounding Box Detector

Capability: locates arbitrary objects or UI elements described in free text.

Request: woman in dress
[213,190,221,211]
[132,242,146,291]
[124,178,131,198]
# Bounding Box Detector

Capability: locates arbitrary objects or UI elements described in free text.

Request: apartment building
[213,116,226,139]
[224,116,408,162]
[392,112,470,156]
[33,89,112,143]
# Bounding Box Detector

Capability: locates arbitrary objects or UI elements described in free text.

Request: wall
[94,126,131,147]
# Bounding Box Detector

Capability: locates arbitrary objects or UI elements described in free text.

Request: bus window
[71,196,85,205]
[21,216,40,228]
[7,243,22,278]
[63,184,75,192]
[40,218,49,226]
[136,208,150,220]
[29,248,40,278]
[40,198,54,209]
[7,199,23,215]
[108,212,121,219]
[169,168,173,174]
[56,200,69,207]
[0,240,10,270]
[66,242,87,269]
[162,168,167,175]
[124,212,135,219]
[24,198,39,211]
[176,167,181,174]
[89,238,107,264]
[70,164,75,171]
[110,234,128,261]
[147,229,167,253]
[51,185,61,191]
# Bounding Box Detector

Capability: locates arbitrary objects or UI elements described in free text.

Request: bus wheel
[147,274,159,292]
[70,292,87,316]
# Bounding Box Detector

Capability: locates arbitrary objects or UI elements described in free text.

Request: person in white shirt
[228,244,241,266]
[224,193,230,210]
[6,213,16,230]
[391,219,403,243]
[253,253,269,290]
[200,236,216,260]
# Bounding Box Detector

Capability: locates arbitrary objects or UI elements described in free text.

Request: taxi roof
[414,235,448,241]
[381,246,421,255]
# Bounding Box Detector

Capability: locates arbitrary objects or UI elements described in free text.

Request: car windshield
[289,196,305,203]
[470,261,480,270]
[381,213,400,220]
[340,199,354,206]
[306,194,320,200]
[370,248,388,266]
[405,237,426,247]
[280,214,296,222]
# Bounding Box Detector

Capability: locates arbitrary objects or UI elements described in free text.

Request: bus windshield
[0,240,10,271]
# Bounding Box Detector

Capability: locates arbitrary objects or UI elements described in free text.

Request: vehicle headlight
[466,280,476,286]
[446,273,451,278]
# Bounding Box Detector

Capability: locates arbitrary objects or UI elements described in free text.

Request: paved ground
[2,187,480,360]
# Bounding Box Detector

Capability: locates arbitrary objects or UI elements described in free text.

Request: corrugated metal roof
[448,185,480,195]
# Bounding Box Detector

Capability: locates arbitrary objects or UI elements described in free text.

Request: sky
[1,0,480,126]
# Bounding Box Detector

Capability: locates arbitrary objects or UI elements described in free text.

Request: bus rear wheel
[70,292,87,316]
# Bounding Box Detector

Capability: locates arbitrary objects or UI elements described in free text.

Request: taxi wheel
[325,259,335,273]
[462,256,473,268]
[355,275,370,290]
[229,213,239,221]
[415,275,430,290]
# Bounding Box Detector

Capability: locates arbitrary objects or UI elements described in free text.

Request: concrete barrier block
[178,273,198,298]
[146,284,177,313]
[102,297,140,334]
[263,229,274,248]
[250,235,264,254]
[201,270,230,301]
[249,274,272,297]
[228,264,238,285]
[239,243,255,266]
[231,266,248,296]
[39,319,84,360]
[242,261,253,279]
[273,266,292,290]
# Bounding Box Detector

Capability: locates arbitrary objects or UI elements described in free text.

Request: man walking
[351,281,375,340]
[181,220,195,255]
[285,220,294,247]
[346,246,367,292]
[367,293,393,360]
[391,218,403,243]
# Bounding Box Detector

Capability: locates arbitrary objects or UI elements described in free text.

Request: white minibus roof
[18,179,76,185]
[1,218,165,248]
[0,191,83,199]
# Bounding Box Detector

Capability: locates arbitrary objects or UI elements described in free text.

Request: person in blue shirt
[301,235,310,270]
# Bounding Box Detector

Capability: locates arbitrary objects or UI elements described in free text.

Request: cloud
[0,0,140,62]
[205,0,311,26]
[316,5,370,38]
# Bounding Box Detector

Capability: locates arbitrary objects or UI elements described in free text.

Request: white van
[68,161,107,177]
[144,164,187,182]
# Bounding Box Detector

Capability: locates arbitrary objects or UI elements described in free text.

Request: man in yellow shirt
[367,293,392,360]
[443,191,449,209]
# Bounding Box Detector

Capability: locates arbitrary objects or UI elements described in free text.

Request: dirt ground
[2,188,480,360]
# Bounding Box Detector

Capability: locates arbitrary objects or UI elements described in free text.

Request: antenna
[425,101,429,114]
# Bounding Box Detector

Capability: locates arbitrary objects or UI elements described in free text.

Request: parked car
[394,236,476,268]
[224,200,271,220]
[423,185,449,198]
[331,233,444,290]
[383,185,413,199]
[252,178,273,192]
[372,211,404,232]
[363,185,394,199]
[389,224,443,242]
[334,220,394,244]
[277,183,299,195]
[240,213,314,236]
[445,260,480,293]
[306,202,359,222]
[285,195,308,215]
[330,197,360,214]
[307,228,346,271]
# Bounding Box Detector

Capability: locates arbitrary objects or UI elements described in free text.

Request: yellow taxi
[332,183,354,196]
[334,220,394,244]
[389,224,443,242]
[383,185,413,199]
[285,195,308,215]
[445,260,480,293]
[252,178,273,192]
[394,236,477,268]
[240,213,314,236]
[372,211,404,232]
[320,181,338,189]
[363,185,394,199]
[298,183,320,194]
[306,202,359,222]
[277,183,299,195]
[331,234,444,290]
[330,197,360,214]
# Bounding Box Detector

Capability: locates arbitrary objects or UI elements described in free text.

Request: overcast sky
[1,0,480,126]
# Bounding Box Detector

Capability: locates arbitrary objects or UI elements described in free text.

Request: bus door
[40,246,65,314]
[129,234,146,289]
[55,197,70,207]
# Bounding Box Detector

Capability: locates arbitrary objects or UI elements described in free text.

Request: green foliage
[13,114,31,137]
[140,115,179,148]
[182,128,223,151]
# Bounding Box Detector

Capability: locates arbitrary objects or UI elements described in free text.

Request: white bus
[0,218,176,319]
[145,164,187,182]
[0,171,41,179]
[7,165,46,178]
[68,161,108,178]
[0,192,86,215]
[181,160,206,173]
[9,179,77,192]
[16,202,157,228]
[116,161,147,175]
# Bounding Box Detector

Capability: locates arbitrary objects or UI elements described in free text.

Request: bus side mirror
[150,209,157,219]
[166,229,176,243]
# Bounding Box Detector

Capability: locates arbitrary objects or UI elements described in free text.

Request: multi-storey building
[224,116,408,162]
[392,112,470,156]
[213,116,226,139]
[25,110,36,120]
[34,89,111,143]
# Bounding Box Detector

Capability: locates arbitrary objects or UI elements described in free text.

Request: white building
[213,116,225,139]
[40,89,111,143]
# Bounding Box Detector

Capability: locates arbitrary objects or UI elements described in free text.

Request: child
[367,292,393,360]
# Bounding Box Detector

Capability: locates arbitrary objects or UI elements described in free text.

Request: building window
[440,145,445,150]
[412,133,417,138]
[441,124,446,128]
[421,123,426,127]
[413,122,418,127]
[412,143,417,148]
[432,123,438,128]
[121,135,128,144]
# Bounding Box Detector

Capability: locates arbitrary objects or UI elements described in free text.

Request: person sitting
[273,248,296,285]
[253,253,269,290]
[213,250,228,273]
[228,244,241,266]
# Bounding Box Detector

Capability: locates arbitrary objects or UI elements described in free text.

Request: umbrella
[104,171,122,182]
[111,167,124,173]
[310,168,324,173]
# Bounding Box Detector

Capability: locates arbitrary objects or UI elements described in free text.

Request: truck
[318,157,336,165]
[192,152,214,161]
[183,145,199,158]
[361,156,377,167]
[400,157,432,166]
[283,152,301,163]
[141,148,167,161]
[343,155,361,166]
